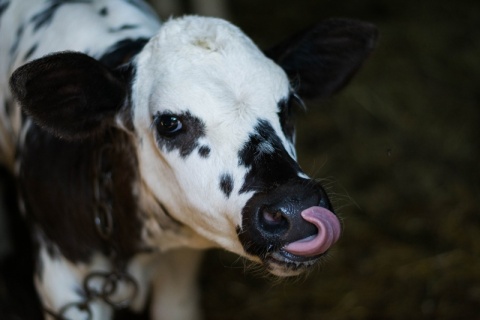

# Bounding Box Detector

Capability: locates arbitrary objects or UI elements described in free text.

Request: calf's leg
[150,248,204,320]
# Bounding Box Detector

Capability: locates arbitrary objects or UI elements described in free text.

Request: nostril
[258,206,289,234]
[263,209,284,225]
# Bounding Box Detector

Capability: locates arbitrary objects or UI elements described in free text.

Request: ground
[1,0,479,319]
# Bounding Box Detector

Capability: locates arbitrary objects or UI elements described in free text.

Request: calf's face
[9,16,377,276]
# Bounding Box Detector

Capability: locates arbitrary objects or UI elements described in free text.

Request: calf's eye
[155,114,183,136]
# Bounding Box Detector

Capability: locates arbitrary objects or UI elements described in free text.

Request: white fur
[132,16,294,257]
[35,243,113,320]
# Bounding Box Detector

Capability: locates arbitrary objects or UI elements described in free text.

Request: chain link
[83,271,138,309]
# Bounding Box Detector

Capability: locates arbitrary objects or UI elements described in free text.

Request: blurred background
[158,0,479,319]
[1,0,479,319]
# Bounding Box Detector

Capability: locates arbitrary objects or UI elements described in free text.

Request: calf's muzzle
[239,179,341,261]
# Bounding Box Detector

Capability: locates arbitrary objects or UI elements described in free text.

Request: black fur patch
[23,43,38,61]
[278,98,294,142]
[99,38,148,69]
[9,24,24,56]
[99,39,143,133]
[108,24,139,33]
[98,6,108,16]
[278,93,304,143]
[0,1,10,19]
[30,0,92,31]
[18,125,142,263]
[219,173,234,198]
[198,145,211,158]
[238,119,301,193]
[4,98,12,117]
[153,111,206,158]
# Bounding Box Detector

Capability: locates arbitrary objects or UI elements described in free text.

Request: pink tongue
[283,207,341,257]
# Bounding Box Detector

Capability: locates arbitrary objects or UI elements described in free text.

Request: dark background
[185,1,479,319]
[1,0,479,319]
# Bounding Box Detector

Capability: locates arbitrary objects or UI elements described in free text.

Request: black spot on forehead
[153,111,206,158]
[219,173,234,198]
[239,119,301,193]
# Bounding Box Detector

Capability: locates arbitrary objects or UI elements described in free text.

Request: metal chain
[44,270,138,320]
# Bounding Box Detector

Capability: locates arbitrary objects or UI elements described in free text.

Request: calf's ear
[266,18,378,99]
[9,51,129,140]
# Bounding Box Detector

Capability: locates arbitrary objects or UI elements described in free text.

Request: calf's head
[9,17,377,276]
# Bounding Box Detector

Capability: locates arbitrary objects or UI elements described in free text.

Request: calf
[0,0,377,319]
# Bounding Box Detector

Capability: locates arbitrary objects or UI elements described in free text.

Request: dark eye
[155,114,183,136]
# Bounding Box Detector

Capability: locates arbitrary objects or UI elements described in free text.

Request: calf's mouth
[238,179,342,276]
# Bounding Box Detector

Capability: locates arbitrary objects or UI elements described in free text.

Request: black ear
[266,18,378,99]
[9,51,129,139]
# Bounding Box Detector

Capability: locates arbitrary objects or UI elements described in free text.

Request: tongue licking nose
[283,207,341,257]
